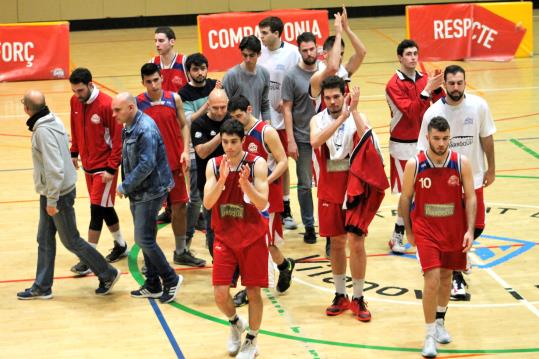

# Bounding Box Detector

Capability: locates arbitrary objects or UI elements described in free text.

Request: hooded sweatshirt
[27,107,77,207]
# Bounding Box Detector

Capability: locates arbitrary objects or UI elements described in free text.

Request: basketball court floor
[1,13,538,358]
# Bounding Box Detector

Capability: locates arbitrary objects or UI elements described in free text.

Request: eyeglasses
[241,52,258,59]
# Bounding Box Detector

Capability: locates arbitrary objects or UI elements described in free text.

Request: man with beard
[258,16,301,230]
[68,68,127,276]
[400,116,476,358]
[386,39,444,254]
[282,31,318,244]
[419,65,496,300]
[179,53,221,247]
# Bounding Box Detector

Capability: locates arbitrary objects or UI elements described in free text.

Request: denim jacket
[120,110,174,203]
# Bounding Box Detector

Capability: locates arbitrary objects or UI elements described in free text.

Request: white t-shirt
[259,41,301,130]
[418,93,496,189]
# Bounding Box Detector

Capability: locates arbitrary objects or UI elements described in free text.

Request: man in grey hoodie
[17,90,121,300]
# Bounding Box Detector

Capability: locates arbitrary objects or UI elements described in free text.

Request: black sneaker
[276,258,295,294]
[131,283,163,299]
[70,261,92,276]
[195,212,206,231]
[157,208,172,224]
[95,268,121,295]
[233,289,249,307]
[17,287,53,300]
[105,242,129,263]
[173,250,206,267]
[303,226,316,244]
[160,275,183,303]
[450,271,468,300]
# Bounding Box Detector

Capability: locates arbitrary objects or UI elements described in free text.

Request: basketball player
[137,63,206,267]
[203,120,270,359]
[399,116,476,358]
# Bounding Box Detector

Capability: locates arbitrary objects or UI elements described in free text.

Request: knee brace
[102,207,119,227]
[89,204,105,231]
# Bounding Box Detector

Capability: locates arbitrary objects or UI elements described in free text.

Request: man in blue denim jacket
[112,92,182,303]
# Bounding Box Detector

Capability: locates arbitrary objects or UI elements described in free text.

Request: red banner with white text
[406,3,531,61]
[0,22,70,82]
[198,9,329,71]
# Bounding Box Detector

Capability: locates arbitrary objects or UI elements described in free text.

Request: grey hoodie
[31,112,77,207]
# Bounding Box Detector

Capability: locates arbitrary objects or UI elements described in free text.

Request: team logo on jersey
[248,142,258,153]
[90,114,101,124]
[172,76,184,87]
[219,204,244,218]
[447,175,460,186]
[464,117,474,125]
[195,132,202,138]
[210,131,217,136]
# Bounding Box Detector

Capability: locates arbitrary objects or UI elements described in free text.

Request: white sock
[89,242,97,249]
[352,278,365,298]
[426,322,436,336]
[333,274,347,295]
[248,329,258,337]
[396,216,404,226]
[111,230,126,246]
[437,306,447,313]
[283,195,290,201]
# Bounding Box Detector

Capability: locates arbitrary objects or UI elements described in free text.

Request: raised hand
[349,86,360,111]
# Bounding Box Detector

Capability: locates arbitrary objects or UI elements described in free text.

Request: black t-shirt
[178,78,217,102]
[191,113,230,192]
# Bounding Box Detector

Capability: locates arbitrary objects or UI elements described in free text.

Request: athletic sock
[436,306,448,320]
[175,235,187,253]
[228,314,239,324]
[426,322,436,336]
[111,230,126,246]
[89,242,97,249]
[333,274,347,295]
[277,258,289,271]
[352,278,365,299]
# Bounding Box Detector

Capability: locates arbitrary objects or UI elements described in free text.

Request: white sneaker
[282,216,298,230]
[435,319,452,344]
[236,336,258,359]
[421,334,437,358]
[388,230,406,253]
[450,272,467,300]
[227,317,247,356]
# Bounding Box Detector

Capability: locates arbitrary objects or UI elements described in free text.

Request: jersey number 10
[419,177,432,189]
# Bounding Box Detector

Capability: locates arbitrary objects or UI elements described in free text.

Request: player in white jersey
[258,16,302,230]
[419,64,496,300]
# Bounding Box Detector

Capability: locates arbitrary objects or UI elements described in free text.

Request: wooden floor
[1,13,539,359]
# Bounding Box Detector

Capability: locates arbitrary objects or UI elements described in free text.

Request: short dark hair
[239,35,261,54]
[323,35,345,52]
[155,26,175,40]
[220,119,245,139]
[185,53,208,72]
[444,64,466,81]
[397,39,418,56]
[259,16,284,37]
[428,116,450,133]
[69,67,92,85]
[297,32,316,47]
[321,76,346,96]
[140,63,160,80]
[228,95,250,113]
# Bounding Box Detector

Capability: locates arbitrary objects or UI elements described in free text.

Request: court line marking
[510,138,539,160]
[148,298,186,359]
[128,246,539,354]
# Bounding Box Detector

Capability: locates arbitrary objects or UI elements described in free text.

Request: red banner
[407,4,526,61]
[198,9,330,71]
[0,22,70,82]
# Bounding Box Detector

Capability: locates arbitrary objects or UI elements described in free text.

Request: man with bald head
[191,88,230,256]
[18,90,120,300]
[112,93,183,303]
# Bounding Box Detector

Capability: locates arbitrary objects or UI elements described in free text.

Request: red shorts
[318,199,346,237]
[475,187,485,229]
[268,180,284,213]
[416,238,467,272]
[169,169,189,204]
[268,212,284,247]
[390,156,407,194]
[277,129,288,155]
[85,172,118,207]
[212,237,269,288]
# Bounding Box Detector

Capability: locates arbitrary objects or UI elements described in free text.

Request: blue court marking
[394,234,536,269]
[148,298,185,359]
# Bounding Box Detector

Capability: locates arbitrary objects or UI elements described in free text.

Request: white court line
[469,252,539,318]
[292,276,539,308]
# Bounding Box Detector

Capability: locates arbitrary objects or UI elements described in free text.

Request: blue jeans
[130,194,177,286]
[34,189,115,292]
[186,159,202,240]
[203,207,214,257]
[296,142,315,228]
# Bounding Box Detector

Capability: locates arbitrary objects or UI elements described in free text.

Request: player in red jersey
[68,68,127,276]
[137,63,206,267]
[203,120,269,359]
[150,26,188,93]
[228,95,295,295]
[399,116,476,358]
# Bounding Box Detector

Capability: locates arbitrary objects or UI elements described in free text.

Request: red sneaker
[350,296,371,322]
[326,293,350,316]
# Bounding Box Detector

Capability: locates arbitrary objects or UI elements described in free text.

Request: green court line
[497,175,539,180]
[127,245,539,354]
[510,138,539,160]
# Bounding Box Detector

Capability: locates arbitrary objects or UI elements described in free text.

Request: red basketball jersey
[411,150,467,251]
[243,120,283,213]
[210,153,270,249]
[137,91,184,170]
[151,54,188,92]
